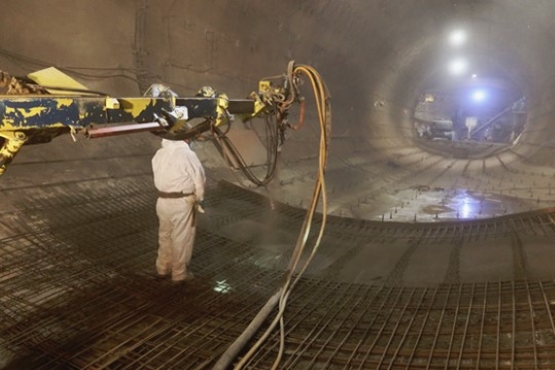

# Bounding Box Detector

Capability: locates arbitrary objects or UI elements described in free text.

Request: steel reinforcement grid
[2,177,555,369]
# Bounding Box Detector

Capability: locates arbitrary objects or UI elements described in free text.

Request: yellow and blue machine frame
[0,65,301,175]
[0,61,310,177]
[0,94,258,173]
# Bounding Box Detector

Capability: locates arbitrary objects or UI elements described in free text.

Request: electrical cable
[269,64,331,370]
[212,114,281,187]
[212,62,331,370]
[209,60,309,188]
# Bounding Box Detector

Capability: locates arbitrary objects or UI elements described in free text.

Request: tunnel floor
[2,177,555,369]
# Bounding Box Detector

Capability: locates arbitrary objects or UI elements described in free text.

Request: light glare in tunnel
[472,89,486,102]
[449,58,467,75]
[449,30,467,46]
[214,279,232,293]
[460,197,472,219]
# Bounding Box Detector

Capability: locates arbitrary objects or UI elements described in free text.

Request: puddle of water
[368,187,537,222]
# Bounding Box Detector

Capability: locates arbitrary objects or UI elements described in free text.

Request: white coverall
[151,139,206,282]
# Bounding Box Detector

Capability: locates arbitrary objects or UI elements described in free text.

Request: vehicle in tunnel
[414,76,526,156]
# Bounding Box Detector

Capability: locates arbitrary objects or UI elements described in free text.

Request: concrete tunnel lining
[3,0,555,368]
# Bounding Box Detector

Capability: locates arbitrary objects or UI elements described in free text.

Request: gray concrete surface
[5,3,555,366]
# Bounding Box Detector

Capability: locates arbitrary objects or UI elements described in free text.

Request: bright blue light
[461,197,471,218]
[459,195,479,219]
[472,90,486,102]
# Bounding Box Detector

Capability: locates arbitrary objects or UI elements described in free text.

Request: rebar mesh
[2,177,555,369]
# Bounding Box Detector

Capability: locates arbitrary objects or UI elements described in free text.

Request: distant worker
[151,137,206,283]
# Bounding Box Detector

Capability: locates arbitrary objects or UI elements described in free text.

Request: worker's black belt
[158,191,194,199]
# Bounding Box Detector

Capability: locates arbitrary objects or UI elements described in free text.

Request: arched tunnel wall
[3,0,555,212]
[4,1,555,368]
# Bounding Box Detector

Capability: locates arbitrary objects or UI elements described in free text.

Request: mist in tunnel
[3,1,555,368]
[2,0,555,219]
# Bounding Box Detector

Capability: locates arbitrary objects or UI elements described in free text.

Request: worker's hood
[160,139,189,149]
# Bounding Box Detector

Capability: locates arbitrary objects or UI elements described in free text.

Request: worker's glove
[196,201,205,214]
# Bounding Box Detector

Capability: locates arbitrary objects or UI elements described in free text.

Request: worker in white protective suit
[151,138,206,283]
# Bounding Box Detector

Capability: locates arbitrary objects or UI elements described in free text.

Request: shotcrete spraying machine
[0,62,328,184]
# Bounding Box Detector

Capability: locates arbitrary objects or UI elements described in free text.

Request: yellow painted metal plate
[27,67,90,95]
